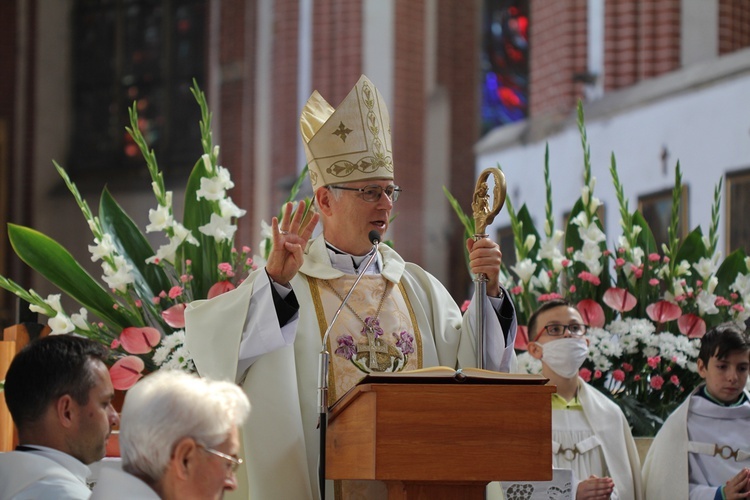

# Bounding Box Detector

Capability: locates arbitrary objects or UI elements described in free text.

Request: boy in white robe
[642,322,750,500]
[185,74,517,500]
[524,299,643,500]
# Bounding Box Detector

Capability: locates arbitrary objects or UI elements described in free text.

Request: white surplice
[89,467,161,499]
[0,446,92,500]
[185,234,517,500]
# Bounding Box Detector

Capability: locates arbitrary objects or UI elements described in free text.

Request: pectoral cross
[356,330,403,371]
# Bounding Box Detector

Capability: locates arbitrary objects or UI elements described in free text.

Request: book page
[359,366,548,385]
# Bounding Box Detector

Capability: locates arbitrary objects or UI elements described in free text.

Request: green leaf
[516,205,541,261]
[8,224,131,328]
[632,211,658,256]
[182,157,220,298]
[674,227,707,266]
[714,248,748,298]
[99,188,172,299]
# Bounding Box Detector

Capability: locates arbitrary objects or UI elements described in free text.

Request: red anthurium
[576,299,606,328]
[678,313,707,338]
[514,325,529,351]
[208,280,236,299]
[161,303,188,328]
[646,301,682,324]
[110,356,145,391]
[118,326,161,354]
[602,287,637,312]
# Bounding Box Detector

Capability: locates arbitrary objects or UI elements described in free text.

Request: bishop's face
[318,179,395,255]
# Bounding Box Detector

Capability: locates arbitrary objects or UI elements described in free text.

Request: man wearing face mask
[527,299,643,500]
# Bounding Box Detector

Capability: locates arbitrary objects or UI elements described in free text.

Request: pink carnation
[648,253,660,262]
[622,363,633,373]
[647,356,661,369]
[615,258,625,267]
[218,262,234,273]
[650,375,665,390]
[649,278,660,286]
[578,368,592,382]
[594,369,603,380]
[612,369,625,382]
[733,304,745,312]
[578,271,601,286]
[715,296,731,307]
[168,286,183,299]
[670,375,680,386]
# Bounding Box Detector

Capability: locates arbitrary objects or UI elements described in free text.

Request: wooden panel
[326,383,554,483]
[0,340,16,451]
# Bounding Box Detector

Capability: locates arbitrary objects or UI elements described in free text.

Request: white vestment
[0,447,92,500]
[185,234,517,500]
[89,467,161,499]
[495,380,643,500]
[642,385,750,500]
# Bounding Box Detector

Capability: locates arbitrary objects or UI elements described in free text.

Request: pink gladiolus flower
[577,299,605,328]
[622,363,633,372]
[208,280,236,299]
[110,356,145,391]
[117,326,161,354]
[678,313,706,339]
[612,369,625,382]
[515,325,529,351]
[646,300,682,323]
[168,286,183,299]
[650,375,664,390]
[647,356,661,369]
[161,303,188,328]
[603,287,637,312]
[577,271,601,286]
[579,368,592,382]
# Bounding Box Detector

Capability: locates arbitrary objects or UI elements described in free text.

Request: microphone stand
[317,231,381,499]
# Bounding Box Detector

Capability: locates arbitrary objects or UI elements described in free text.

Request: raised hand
[466,237,504,298]
[266,201,319,286]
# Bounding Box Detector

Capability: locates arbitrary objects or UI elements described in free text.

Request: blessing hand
[724,468,750,499]
[576,475,614,500]
[266,201,319,286]
[466,237,503,298]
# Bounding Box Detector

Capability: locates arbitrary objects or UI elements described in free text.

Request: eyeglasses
[198,445,243,474]
[329,184,402,202]
[539,323,588,337]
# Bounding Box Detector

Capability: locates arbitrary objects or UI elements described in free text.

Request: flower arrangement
[448,103,750,435]
[0,81,256,390]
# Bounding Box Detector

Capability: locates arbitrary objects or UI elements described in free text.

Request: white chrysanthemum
[596,337,622,358]
[516,352,542,375]
[511,258,537,284]
[70,308,90,331]
[199,213,237,242]
[146,204,173,233]
[48,313,75,334]
[219,197,247,219]
[152,344,171,366]
[88,233,116,263]
[592,355,612,372]
[643,346,659,358]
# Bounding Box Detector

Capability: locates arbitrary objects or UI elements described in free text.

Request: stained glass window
[480,0,529,135]
[70,0,206,176]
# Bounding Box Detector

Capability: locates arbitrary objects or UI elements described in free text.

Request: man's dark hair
[527,298,572,342]
[698,322,750,366]
[4,335,109,430]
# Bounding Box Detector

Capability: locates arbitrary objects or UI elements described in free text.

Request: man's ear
[172,437,199,480]
[56,395,76,429]
[527,341,543,360]
[697,358,708,379]
[315,187,334,217]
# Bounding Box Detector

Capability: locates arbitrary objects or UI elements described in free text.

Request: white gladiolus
[146,204,173,233]
[215,166,235,191]
[172,222,199,246]
[28,293,64,315]
[696,290,719,315]
[730,273,750,297]
[578,223,606,245]
[88,233,116,262]
[707,275,719,294]
[581,185,590,205]
[202,153,213,174]
[219,197,247,219]
[675,260,692,276]
[70,308,91,331]
[539,230,564,260]
[147,238,181,265]
[198,213,237,242]
[524,234,536,251]
[102,255,135,292]
[196,175,226,201]
[48,313,75,334]
[511,258,537,284]
[693,256,719,281]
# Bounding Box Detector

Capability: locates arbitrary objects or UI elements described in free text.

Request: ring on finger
[279,230,289,235]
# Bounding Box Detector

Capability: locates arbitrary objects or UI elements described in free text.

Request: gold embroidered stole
[309,275,423,404]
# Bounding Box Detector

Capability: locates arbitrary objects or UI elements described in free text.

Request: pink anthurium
[514,325,529,351]
[602,287,637,312]
[110,356,145,391]
[576,299,605,328]
[208,280,236,299]
[678,313,707,338]
[161,303,187,328]
[118,326,161,354]
[646,300,682,324]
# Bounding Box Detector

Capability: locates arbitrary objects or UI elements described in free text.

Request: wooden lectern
[326,382,555,500]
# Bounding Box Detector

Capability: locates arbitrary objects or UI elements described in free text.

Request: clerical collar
[698,385,748,407]
[325,242,381,275]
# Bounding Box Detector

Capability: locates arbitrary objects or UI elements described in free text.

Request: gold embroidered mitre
[300,74,394,192]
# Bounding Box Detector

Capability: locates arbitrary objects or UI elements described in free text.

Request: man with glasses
[89,370,250,500]
[186,74,516,500]
[525,299,643,500]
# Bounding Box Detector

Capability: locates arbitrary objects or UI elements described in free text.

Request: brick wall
[719,0,750,54]
[529,0,588,117]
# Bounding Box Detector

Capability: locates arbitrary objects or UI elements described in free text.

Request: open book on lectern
[358,366,548,385]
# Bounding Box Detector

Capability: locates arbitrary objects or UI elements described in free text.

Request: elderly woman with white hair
[90,370,250,500]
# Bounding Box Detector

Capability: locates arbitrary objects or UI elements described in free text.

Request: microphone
[317,229,381,498]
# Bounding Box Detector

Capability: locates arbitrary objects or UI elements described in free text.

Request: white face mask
[537,338,589,378]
